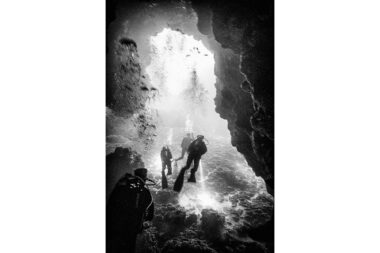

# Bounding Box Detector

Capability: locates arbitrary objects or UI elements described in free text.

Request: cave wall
[106,37,146,116]
[191,0,274,193]
[106,0,274,193]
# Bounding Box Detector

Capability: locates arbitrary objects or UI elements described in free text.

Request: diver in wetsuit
[161,145,173,175]
[160,145,172,189]
[106,168,154,253]
[175,133,194,161]
[173,135,207,192]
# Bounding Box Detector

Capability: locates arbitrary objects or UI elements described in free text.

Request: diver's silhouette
[173,135,207,192]
[106,168,154,253]
[161,145,173,176]
[161,146,172,189]
[175,133,194,161]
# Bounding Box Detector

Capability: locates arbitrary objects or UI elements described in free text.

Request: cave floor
[135,127,274,253]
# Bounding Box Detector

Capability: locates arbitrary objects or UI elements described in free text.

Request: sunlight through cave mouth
[145,28,229,138]
[140,28,269,218]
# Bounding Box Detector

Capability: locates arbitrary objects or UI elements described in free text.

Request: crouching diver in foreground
[107,168,155,253]
[173,135,207,192]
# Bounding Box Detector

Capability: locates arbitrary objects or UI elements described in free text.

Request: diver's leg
[167,161,172,175]
[188,156,200,183]
[183,154,194,171]
[162,161,166,173]
[161,162,168,189]
[161,170,168,189]
[173,155,194,192]
[191,157,200,173]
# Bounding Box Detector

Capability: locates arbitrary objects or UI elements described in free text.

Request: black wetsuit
[161,147,172,175]
[182,139,207,174]
[106,174,154,253]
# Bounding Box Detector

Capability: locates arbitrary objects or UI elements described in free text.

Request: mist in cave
[143,27,266,212]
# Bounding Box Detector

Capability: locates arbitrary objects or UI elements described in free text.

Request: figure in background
[161,145,172,175]
[175,133,194,162]
[160,145,172,189]
[107,168,155,253]
[173,135,207,192]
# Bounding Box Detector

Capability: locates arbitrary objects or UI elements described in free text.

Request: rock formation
[192,0,274,193]
[162,237,217,253]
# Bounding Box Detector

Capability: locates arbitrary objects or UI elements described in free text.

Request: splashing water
[177,184,232,215]
[176,160,232,215]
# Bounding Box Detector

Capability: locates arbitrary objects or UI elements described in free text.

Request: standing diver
[173,135,207,192]
[175,133,194,162]
[161,145,173,175]
[160,145,172,189]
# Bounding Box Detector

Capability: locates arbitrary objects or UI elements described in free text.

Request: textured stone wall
[191,0,274,193]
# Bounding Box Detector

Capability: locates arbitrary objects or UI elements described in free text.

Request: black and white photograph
[1,1,380,253]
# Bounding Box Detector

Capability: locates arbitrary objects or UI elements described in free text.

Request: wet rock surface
[162,237,217,253]
[136,227,160,253]
[106,136,274,252]
[138,132,274,253]
[198,0,274,192]
[201,209,225,241]
[106,36,146,117]
[106,140,274,252]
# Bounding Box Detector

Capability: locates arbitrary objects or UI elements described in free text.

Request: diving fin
[173,168,186,192]
[162,172,168,189]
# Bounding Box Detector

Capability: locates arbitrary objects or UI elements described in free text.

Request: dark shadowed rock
[185,213,198,227]
[151,189,178,205]
[220,232,269,253]
[162,237,217,253]
[201,209,225,241]
[153,204,188,238]
[136,227,160,253]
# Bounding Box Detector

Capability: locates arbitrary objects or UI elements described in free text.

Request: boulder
[201,209,225,241]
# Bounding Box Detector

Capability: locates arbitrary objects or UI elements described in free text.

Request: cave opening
[145,28,229,138]
[142,27,266,216]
